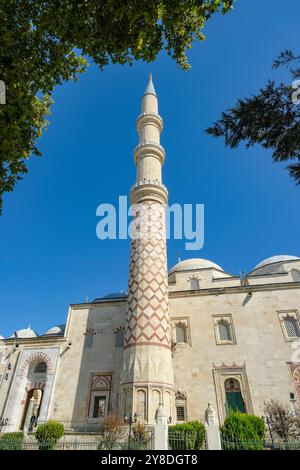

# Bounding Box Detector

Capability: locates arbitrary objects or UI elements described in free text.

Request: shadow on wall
[70,301,127,431]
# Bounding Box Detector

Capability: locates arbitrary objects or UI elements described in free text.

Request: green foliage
[0,0,235,212]
[169,421,206,450]
[35,421,64,450]
[0,432,24,450]
[220,411,266,450]
[207,51,300,184]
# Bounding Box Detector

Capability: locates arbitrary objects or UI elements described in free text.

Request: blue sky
[1,0,299,337]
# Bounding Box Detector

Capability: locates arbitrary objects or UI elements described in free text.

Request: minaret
[120,75,175,424]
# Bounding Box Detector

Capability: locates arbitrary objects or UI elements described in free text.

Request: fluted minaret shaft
[120,75,174,424]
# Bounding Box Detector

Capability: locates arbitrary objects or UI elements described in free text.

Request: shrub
[130,422,149,450]
[0,432,24,450]
[35,421,64,450]
[97,414,126,450]
[221,411,265,450]
[169,421,206,450]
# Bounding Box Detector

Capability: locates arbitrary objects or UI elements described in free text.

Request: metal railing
[0,434,154,451]
[168,430,207,450]
[221,437,300,451]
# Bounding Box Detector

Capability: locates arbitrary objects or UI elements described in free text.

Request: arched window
[175,323,187,344]
[217,320,232,342]
[34,362,47,374]
[291,269,300,282]
[114,328,124,348]
[190,278,199,290]
[284,316,300,338]
[224,378,245,415]
[137,389,147,421]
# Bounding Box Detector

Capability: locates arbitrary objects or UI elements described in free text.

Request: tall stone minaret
[120,75,174,424]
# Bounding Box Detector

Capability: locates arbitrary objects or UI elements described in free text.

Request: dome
[43,324,66,336]
[10,328,38,339]
[169,258,223,274]
[93,292,127,302]
[0,334,4,340]
[253,255,300,271]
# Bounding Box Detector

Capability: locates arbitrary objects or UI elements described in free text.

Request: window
[278,311,300,341]
[175,323,187,344]
[34,362,47,374]
[218,320,232,342]
[213,315,236,345]
[114,328,124,348]
[175,390,187,423]
[84,328,96,348]
[137,389,147,421]
[93,396,106,418]
[224,378,246,416]
[190,278,199,290]
[284,316,300,338]
[88,375,111,420]
[176,406,185,422]
[291,269,300,282]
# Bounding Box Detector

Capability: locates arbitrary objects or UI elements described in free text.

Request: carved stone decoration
[213,362,245,369]
[84,328,96,337]
[175,390,186,401]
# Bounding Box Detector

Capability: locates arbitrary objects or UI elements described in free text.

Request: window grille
[176,324,187,343]
[284,317,300,338]
[218,320,232,342]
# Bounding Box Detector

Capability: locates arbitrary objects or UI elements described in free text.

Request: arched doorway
[20,388,44,431]
[224,378,246,415]
[20,360,48,431]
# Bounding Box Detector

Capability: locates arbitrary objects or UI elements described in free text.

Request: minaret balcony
[130,180,168,205]
[134,141,165,165]
[136,112,163,133]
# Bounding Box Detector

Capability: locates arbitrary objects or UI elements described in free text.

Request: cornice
[169,281,300,298]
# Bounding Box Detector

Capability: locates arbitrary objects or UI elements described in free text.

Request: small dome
[253,255,300,271]
[93,292,127,302]
[43,324,65,336]
[10,328,38,339]
[169,258,223,274]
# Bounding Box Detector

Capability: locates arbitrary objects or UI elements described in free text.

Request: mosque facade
[1,77,300,433]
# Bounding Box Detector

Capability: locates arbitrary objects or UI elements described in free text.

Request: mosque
[0,76,300,433]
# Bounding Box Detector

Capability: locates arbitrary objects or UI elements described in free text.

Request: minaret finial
[144,73,156,96]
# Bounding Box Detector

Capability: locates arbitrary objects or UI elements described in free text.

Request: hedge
[169,421,206,450]
[220,411,265,450]
[0,432,24,450]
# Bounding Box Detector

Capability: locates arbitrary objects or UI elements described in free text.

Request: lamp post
[124,413,137,450]
[0,417,8,433]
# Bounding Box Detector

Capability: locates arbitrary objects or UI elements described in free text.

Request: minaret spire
[144,73,156,96]
[120,76,174,424]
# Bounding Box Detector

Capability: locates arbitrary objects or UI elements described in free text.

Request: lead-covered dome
[43,324,65,336]
[93,292,127,302]
[253,255,300,272]
[169,258,223,274]
[10,328,38,339]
